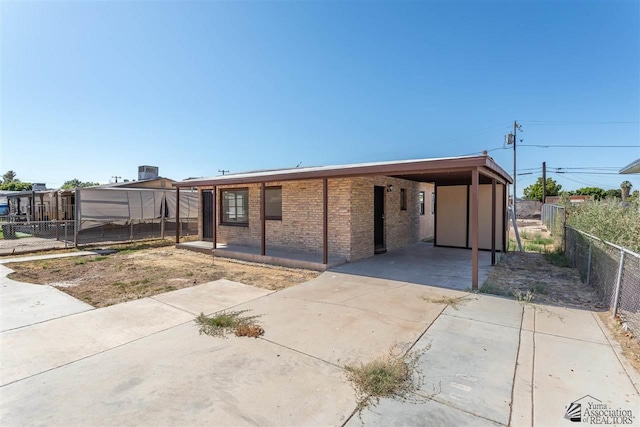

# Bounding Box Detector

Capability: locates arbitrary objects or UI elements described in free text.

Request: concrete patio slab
[331,243,496,290]
[151,279,274,315]
[178,241,347,271]
[533,331,640,426]
[237,294,433,366]
[0,298,193,386]
[0,266,94,332]
[346,396,502,427]
[0,322,356,426]
[531,305,609,345]
[411,312,522,425]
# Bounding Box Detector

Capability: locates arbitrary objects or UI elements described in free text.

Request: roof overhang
[174,155,513,188]
[620,158,640,174]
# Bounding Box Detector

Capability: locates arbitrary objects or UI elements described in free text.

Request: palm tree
[620,180,632,201]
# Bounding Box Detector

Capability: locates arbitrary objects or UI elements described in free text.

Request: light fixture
[387,185,393,193]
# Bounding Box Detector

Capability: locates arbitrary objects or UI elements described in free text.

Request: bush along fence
[564,225,640,341]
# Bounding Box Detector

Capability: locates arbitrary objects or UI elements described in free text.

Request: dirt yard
[6,246,319,307]
[484,251,601,308]
[508,219,558,252]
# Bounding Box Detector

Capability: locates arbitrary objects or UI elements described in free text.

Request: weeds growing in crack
[344,345,439,419]
[195,310,263,338]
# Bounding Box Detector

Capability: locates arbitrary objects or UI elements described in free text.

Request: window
[221,189,248,225]
[419,191,425,215]
[400,188,407,211]
[265,186,282,220]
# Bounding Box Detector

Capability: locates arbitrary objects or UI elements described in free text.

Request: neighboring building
[515,199,542,219]
[6,166,175,221]
[6,189,57,221]
[61,167,175,220]
[544,195,590,204]
[0,191,12,216]
[174,154,512,288]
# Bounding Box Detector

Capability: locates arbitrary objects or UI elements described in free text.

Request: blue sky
[1,0,638,196]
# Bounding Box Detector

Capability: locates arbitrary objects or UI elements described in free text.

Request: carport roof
[175,154,513,187]
[620,158,640,174]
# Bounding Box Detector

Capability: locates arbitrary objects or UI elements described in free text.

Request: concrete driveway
[1,262,639,426]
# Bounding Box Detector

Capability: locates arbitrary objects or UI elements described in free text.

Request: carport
[174,154,512,289]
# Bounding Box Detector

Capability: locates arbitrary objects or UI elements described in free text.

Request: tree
[523,177,562,202]
[605,189,622,200]
[61,179,100,190]
[574,187,606,201]
[0,170,31,190]
[620,180,633,201]
[2,170,16,184]
[0,181,32,191]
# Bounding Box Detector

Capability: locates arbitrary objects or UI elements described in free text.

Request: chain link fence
[565,226,640,341]
[0,220,75,255]
[76,218,198,246]
[0,218,198,256]
[541,203,565,236]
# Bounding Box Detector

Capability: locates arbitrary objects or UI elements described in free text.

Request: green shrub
[566,200,640,252]
[545,249,570,267]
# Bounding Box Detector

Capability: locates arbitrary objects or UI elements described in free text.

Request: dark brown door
[374,186,386,254]
[202,190,213,241]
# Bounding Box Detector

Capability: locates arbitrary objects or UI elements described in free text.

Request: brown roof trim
[174,155,513,188]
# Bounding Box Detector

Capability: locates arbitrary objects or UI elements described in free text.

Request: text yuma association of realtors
[582,401,634,425]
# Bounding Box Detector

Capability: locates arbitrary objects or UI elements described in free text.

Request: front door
[374,186,386,254]
[202,190,213,241]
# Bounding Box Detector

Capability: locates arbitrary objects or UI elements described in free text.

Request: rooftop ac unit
[138,166,159,181]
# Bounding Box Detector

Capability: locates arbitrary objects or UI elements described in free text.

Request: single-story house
[174,154,512,289]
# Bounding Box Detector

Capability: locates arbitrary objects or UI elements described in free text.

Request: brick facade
[195,175,423,262]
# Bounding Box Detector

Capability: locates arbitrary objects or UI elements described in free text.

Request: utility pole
[505,121,522,218]
[111,176,121,183]
[218,169,229,176]
[542,161,547,204]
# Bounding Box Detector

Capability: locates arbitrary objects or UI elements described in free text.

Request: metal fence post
[586,238,592,287]
[64,221,68,248]
[612,250,625,319]
[572,229,577,267]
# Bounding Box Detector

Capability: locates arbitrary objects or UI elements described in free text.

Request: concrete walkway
[0,268,638,425]
[0,251,116,332]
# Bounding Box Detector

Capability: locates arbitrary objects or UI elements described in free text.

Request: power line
[519,144,639,148]
[438,123,512,146]
[520,120,639,125]
[548,172,618,190]
[458,146,508,157]
[554,171,626,176]
[549,166,621,170]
